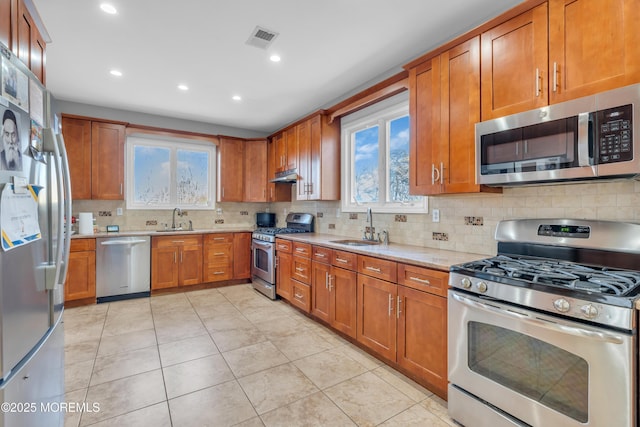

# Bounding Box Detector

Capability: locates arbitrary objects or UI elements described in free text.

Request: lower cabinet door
[179,244,202,286]
[276,252,292,300]
[330,266,357,339]
[291,279,311,313]
[356,274,397,361]
[311,261,331,322]
[152,247,179,290]
[65,250,96,300]
[397,285,447,398]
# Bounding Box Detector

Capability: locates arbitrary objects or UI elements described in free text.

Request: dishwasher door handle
[100,239,149,246]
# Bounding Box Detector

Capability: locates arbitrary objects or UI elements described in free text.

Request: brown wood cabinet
[217,137,244,202]
[243,139,267,202]
[203,233,233,282]
[296,114,340,201]
[409,37,497,196]
[0,0,13,51]
[232,232,251,279]
[267,139,292,202]
[65,239,96,302]
[1,0,46,83]
[151,234,202,290]
[311,245,357,338]
[62,116,126,200]
[397,284,447,398]
[548,0,640,103]
[480,3,548,120]
[275,238,292,300]
[481,0,640,119]
[356,273,397,361]
[272,127,298,173]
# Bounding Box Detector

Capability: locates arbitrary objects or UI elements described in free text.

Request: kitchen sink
[156,228,186,232]
[330,239,380,247]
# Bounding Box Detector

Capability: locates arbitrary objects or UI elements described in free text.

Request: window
[125,135,216,210]
[341,93,427,213]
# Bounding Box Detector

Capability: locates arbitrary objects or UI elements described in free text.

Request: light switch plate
[432,209,440,223]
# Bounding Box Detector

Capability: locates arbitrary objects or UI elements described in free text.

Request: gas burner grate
[463,255,640,296]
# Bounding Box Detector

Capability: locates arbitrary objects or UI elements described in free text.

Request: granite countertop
[71,227,253,239]
[275,233,486,271]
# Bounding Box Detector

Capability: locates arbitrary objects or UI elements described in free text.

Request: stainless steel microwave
[476,84,640,186]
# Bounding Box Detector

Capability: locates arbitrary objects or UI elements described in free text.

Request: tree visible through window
[126,136,215,210]
[343,96,426,213]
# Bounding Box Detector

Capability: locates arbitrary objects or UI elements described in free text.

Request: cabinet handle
[388,294,394,317]
[180,251,183,263]
[213,252,225,256]
[328,274,333,292]
[315,253,326,258]
[174,252,177,263]
[335,257,348,264]
[213,237,225,241]
[172,240,184,244]
[325,271,329,289]
[120,183,123,195]
[409,276,431,285]
[295,267,305,272]
[439,162,444,185]
[277,245,288,250]
[553,62,558,92]
[295,248,306,253]
[295,292,304,300]
[308,183,313,194]
[397,296,402,319]
[214,271,225,275]
[535,67,541,97]
[365,266,382,273]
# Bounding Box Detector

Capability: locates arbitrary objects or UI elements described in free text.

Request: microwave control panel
[597,104,632,164]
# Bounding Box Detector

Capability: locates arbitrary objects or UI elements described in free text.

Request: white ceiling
[32,0,523,134]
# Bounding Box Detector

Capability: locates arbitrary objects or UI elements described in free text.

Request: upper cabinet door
[441,36,481,194]
[0,0,13,50]
[243,139,267,202]
[217,137,245,202]
[409,56,441,195]
[62,117,92,200]
[91,122,125,200]
[481,3,548,120]
[549,0,640,103]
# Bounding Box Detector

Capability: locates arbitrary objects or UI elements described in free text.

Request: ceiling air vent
[246,26,279,50]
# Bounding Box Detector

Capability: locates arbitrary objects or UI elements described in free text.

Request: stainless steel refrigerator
[0,43,71,427]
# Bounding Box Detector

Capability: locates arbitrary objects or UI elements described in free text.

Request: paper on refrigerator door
[0,183,42,250]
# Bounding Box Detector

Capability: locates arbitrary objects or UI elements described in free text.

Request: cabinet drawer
[70,238,95,252]
[358,255,397,282]
[204,266,232,282]
[153,235,202,248]
[292,255,311,284]
[204,233,233,244]
[275,239,292,253]
[292,242,311,258]
[291,280,311,313]
[312,246,332,263]
[332,250,357,270]
[397,264,448,297]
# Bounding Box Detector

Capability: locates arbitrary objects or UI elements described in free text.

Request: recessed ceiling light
[232,95,242,101]
[270,55,281,63]
[100,3,117,14]
[178,84,189,91]
[109,69,122,77]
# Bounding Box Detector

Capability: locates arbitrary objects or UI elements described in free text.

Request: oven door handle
[452,293,625,344]
[251,241,273,249]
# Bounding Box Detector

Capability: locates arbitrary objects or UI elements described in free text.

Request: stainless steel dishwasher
[96,235,151,303]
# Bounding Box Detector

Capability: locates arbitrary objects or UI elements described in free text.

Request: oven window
[468,322,588,422]
[254,247,270,272]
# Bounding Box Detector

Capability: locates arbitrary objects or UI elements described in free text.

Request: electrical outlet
[432,209,440,223]
[116,207,123,216]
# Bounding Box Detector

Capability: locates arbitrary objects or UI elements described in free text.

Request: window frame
[125,134,216,210]
[341,95,427,213]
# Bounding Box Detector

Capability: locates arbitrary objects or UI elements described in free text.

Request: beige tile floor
[63,283,455,427]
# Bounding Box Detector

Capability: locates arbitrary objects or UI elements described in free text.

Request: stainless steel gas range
[251,213,314,299]
[448,219,639,427]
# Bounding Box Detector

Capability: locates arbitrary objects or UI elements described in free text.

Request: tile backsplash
[75,179,640,257]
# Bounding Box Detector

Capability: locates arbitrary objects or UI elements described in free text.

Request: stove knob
[553,298,571,313]
[476,281,488,293]
[581,304,598,319]
[461,278,472,289]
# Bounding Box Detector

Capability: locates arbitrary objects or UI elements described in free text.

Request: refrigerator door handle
[56,133,73,286]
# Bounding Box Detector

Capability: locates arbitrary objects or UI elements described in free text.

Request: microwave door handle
[451,292,624,344]
[577,112,591,167]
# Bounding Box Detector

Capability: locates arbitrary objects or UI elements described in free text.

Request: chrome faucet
[363,208,375,241]
[172,208,182,229]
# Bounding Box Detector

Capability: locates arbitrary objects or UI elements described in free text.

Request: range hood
[270,169,298,183]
